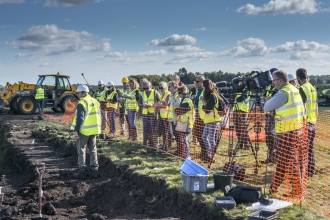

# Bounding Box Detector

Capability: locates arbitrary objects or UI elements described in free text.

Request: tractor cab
[35,73,78,113]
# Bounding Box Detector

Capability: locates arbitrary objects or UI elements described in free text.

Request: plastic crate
[181,172,208,193]
[214,196,236,210]
[248,210,278,220]
[180,158,209,175]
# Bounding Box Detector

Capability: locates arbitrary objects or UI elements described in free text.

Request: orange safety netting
[53,102,329,218]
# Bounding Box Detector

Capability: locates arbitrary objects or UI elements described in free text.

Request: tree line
[128,68,330,91]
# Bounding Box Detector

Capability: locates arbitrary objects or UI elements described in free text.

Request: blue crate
[180,158,209,175]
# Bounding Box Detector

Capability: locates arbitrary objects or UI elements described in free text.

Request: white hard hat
[98,80,104,85]
[77,84,89,93]
[106,81,114,87]
[288,74,296,81]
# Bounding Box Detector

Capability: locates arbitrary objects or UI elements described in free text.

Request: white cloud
[218,45,268,58]
[164,52,215,65]
[6,24,111,55]
[167,45,203,53]
[0,0,25,4]
[38,62,50,67]
[148,34,196,46]
[312,60,330,67]
[15,53,34,58]
[103,52,124,58]
[270,40,330,52]
[237,0,320,15]
[139,49,167,56]
[194,27,209,31]
[262,58,300,67]
[290,51,329,60]
[237,37,265,46]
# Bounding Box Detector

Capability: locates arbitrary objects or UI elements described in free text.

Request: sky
[1,0,330,85]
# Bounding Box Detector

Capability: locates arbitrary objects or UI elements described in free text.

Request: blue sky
[1,0,330,85]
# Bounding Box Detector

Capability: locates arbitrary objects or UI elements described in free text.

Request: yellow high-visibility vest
[159,91,171,119]
[233,90,250,112]
[275,84,305,134]
[178,98,195,129]
[106,90,118,109]
[71,94,102,136]
[35,87,44,100]
[300,82,317,124]
[203,93,222,124]
[126,89,139,111]
[142,89,156,114]
[96,88,107,101]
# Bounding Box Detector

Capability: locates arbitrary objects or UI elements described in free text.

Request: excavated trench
[0,115,225,220]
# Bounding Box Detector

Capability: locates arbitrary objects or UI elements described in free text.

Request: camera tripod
[208,92,265,174]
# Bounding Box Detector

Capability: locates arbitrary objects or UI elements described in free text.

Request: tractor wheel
[60,96,78,113]
[9,96,20,114]
[51,107,62,113]
[17,96,37,115]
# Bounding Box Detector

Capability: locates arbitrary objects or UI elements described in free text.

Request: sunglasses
[195,80,201,83]
[159,87,164,89]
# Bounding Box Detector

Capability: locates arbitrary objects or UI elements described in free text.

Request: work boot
[73,169,86,179]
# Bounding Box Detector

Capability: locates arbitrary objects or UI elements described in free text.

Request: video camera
[215,70,273,103]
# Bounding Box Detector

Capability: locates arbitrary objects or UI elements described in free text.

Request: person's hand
[116,88,122,94]
[161,101,167,105]
[74,131,79,140]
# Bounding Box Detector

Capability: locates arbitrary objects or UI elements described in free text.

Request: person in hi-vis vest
[296,68,318,178]
[232,81,251,150]
[154,81,171,150]
[264,70,306,197]
[35,85,44,115]
[105,81,119,136]
[138,80,160,147]
[262,67,278,162]
[175,85,195,159]
[96,80,107,132]
[117,79,141,141]
[71,84,101,179]
[118,77,130,135]
[166,81,181,151]
[201,79,224,162]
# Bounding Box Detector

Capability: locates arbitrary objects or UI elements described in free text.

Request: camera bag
[225,185,262,204]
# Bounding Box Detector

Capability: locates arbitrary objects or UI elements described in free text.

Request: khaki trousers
[76,133,99,170]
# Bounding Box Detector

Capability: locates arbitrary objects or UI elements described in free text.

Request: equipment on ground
[0,72,78,114]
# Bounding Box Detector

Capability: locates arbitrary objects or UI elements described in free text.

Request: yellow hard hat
[121,77,129,83]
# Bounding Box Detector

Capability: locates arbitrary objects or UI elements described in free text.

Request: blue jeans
[202,122,219,158]
[127,110,137,128]
[36,100,43,113]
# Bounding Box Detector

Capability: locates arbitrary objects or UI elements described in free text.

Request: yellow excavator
[0,73,78,115]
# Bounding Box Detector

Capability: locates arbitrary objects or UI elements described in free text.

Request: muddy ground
[0,112,224,220]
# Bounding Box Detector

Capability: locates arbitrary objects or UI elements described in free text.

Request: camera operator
[296,68,318,177]
[232,80,251,150]
[262,68,278,162]
[105,82,119,137]
[264,70,306,196]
